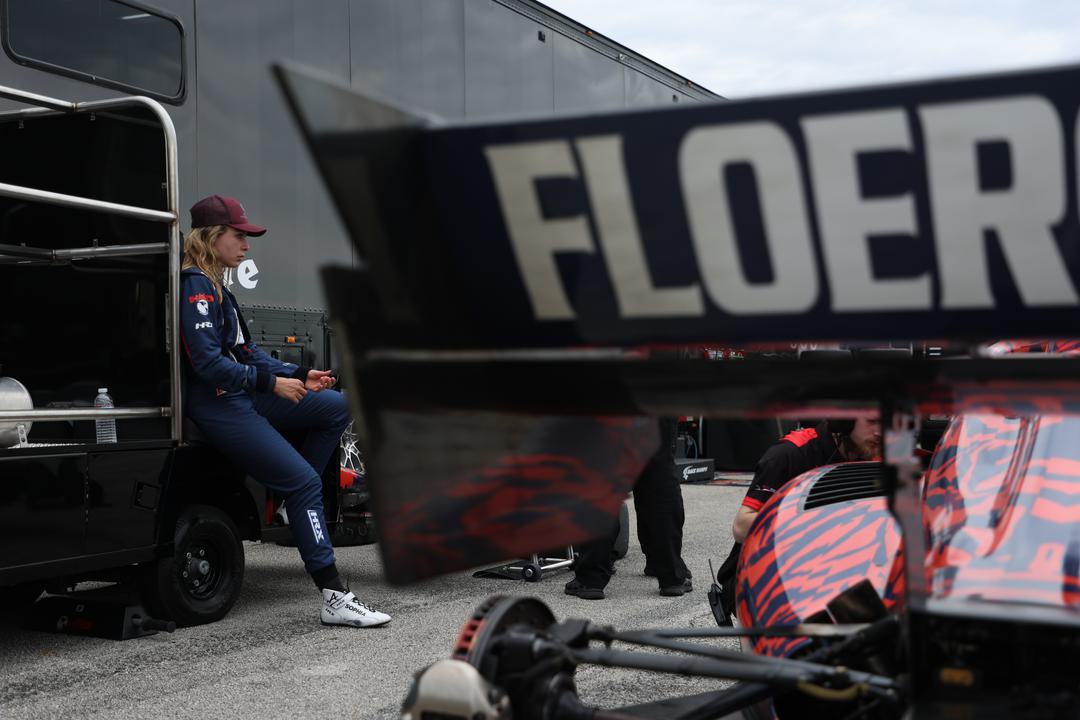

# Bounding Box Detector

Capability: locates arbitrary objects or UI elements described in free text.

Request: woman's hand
[273,377,308,404]
[304,369,337,392]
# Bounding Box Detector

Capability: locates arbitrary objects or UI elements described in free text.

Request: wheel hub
[188,558,211,576]
[180,543,221,598]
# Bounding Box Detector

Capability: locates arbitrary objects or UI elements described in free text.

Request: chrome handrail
[0,242,170,262]
[0,86,76,112]
[0,408,171,423]
[0,182,175,222]
[0,86,183,444]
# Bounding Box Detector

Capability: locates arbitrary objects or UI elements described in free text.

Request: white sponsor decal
[196,299,209,316]
[485,95,1079,320]
[237,259,260,289]
[308,509,326,543]
[194,321,213,329]
[682,464,711,481]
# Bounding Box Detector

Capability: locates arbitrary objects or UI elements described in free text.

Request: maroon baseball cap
[189,195,267,236]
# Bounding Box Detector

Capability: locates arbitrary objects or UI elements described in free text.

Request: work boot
[644,565,692,580]
[564,579,605,600]
[659,578,693,597]
[321,588,391,627]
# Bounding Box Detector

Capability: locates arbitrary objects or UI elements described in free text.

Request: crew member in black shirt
[710,417,881,625]
[732,416,881,542]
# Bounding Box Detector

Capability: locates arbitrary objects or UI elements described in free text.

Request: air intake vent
[803,463,885,510]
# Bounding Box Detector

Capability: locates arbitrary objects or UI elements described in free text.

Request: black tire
[521,563,542,582]
[614,501,630,559]
[142,504,245,627]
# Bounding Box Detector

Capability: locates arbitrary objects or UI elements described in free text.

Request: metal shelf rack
[0,85,181,445]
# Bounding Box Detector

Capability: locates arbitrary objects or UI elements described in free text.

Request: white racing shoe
[321,588,391,628]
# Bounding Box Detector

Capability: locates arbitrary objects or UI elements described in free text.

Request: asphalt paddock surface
[0,484,744,719]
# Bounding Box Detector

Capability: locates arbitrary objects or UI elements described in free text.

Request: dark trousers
[574,418,688,589]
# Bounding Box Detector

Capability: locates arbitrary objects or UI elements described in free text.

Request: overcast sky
[539,0,1080,98]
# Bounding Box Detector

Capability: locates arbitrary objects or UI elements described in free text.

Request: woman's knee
[325,390,352,430]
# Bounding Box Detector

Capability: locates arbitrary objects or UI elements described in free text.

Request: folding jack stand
[472,546,576,582]
[28,588,176,640]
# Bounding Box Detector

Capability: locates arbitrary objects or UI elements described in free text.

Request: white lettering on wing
[680,121,819,315]
[802,109,929,311]
[921,96,1076,309]
[485,141,595,320]
[482,90,1080,324]
[576,134,704,318]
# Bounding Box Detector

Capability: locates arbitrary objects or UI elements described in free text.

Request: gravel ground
[0,483,745,719]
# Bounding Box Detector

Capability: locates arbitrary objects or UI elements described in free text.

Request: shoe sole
[564,591,605,600]
[321,618,391,628]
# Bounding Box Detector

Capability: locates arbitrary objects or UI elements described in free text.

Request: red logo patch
[188,293,214,304]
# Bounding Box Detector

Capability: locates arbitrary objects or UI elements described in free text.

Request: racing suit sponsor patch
[308,510,326,543]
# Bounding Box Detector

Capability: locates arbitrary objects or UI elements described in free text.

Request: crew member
[565,417,693,599]
[180,195,390,628]
[732,417,882,542]
[711,417,881,625]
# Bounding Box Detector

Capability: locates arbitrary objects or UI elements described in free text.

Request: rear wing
[275,61,1080,583]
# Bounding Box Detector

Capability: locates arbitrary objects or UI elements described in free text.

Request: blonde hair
[182,225,228,301]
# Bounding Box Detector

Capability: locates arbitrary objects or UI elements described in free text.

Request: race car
[734,413,1080,718]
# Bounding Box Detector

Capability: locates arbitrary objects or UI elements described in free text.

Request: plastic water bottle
[94,388,117,444]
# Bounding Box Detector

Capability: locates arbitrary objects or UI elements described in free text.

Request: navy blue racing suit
[180,267,349,573]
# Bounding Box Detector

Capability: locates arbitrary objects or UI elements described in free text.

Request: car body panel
[736,461,903,658]
[923,414,1080,613]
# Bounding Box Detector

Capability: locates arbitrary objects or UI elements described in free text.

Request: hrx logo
[308,510,326,543]
[194,321,213,330]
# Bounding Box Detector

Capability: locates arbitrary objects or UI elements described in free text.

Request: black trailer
[0,0,716,627]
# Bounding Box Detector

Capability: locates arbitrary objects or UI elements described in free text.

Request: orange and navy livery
[736,460,903,659]
[922,414,1080,612]
[738,413,1080,661]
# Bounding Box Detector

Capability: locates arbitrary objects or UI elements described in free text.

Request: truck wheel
[142,505,245,626]
[614,501,630,559]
